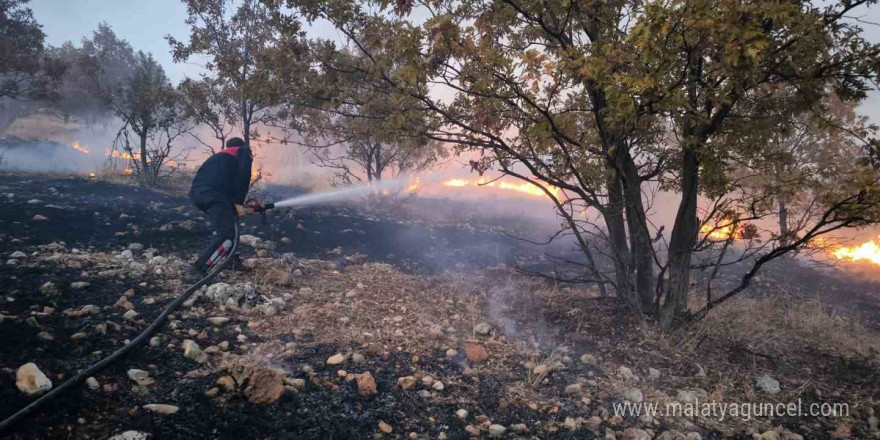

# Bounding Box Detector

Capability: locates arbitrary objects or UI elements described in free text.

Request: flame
[109,150,136,161]
[404,177,420,193]
[701,223,737,240]
[166,160,177,167]
[832,237,880,265]
[71,141,89,154]
[441,177,559,198]
[122,168,133,175]
[88,172,96,178]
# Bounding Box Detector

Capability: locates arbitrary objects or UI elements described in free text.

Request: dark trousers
[193,199,237,270]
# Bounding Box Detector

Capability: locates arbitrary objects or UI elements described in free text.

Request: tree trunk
[622,151,655,311]
[658,146,699,329]
[139,131,150,186]
[778,196,789,245]
[605,163,643,323]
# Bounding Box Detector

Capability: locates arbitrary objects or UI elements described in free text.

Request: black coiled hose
[0,221,240,434]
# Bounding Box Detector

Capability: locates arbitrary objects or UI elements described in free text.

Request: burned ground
[0,172,879,440]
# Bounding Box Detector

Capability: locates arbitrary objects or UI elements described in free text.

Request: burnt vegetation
[1,0,880,439]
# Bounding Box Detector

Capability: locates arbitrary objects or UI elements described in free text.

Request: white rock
[127,369,150,381]
[108,431,150,440]
[756,374,781,394]
[208,317,230,326]
[70,282,90,290]
[455,409,468,420]
[580,353,599,365]
[128,243,144,251]
[488,424,507,437]
[86,377,100,390]
[474,322,492,335]
[326,353,346,365]
[648,368,661,380]
[122,310,138,321]
[624,388,644,403]
[10,251,27,258]
[183,340,208,364]
[142,404,179,415]
[432,381,445,391]
[33,215,48,221]
[16,363,52,395]
[150,256,168,265]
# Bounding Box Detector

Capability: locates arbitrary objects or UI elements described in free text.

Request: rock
[239,235,262,247]
[10,251,26,258]
[142,404,179,415]
[120,250,133,259]
[208,316,230,326]
[217,376,236,391]
[432,381,445,391]
[326,353,346,365]
[127,369,154,386]
[122,310,138,321]
[243,367,285,404]
[621,428,651,440]
[27,199,43,204]
[397,376,417,390]
[445,348,458,358]
[205,282,255,306]
[285,378,305,390]
[378,421,393,434]
[149,337,160,347]
[351,353,365,364]
[422,375,434,387]
[474,322,492,335]
[488,424,507,437]
[108,431,150,440]
[463,342,489,363]
[677,389,709,403]
[624,388,644,403]
[205,387,220,398]
[355,372,378,397]
[218,341,230,351]
[565,383,582,395]
[618,366,636,381]
[428,325,445,338]
[128,243,144,251]
[71,332,88,341]
[648,368,661,379]
[39,282,58,295]
[756,374,781,395]
[580,353,599,365]
[563,417,579,431]
[36,331,53,341]
[86,377,100,390]
[183,340,208,364]
[33,215,48,221]
[70,282,90,290]
[6,259,18,266]
[455,409,469,420]
[16,363,52,396]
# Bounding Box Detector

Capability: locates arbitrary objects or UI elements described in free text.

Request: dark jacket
[188,146,252,208]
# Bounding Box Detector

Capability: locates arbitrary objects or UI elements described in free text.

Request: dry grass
[689,292,880,359]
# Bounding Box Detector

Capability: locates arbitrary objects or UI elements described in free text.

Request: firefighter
[185,137,257,284]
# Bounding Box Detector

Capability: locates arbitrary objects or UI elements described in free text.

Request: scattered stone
[432,381,445,391]
[33,215,48,221]
[122,310,138,321]
[149,337,160,347]
[127,369,155,386]
[71,332,88,341]
[128,243,144,251]
[621,427,651,440]
[648,368,661,380]
[326,353,346,365]
[108,431,150,440]
[205,387,220,398]
[142,404,179,415]
[351,353,365,364]
[355,372,378,397]
[39,282,58,295]
[285,378,305,390]
[455,409,469,420]
[10,251,26,259]
[463,342,488,363]
[183,340,207,364]
[218,341,230,351]
[488,424,507,437]
[565,383,582,395]
[445,348,458,358]
[243,367,285,404]
[217,376,236,392]
[474,322,492,335]
[37,331,53,341]
[86,377,100,390]
[70,282,90,290]
[397,376,417,390]
[756,374,781,395]
[624,388,644,403]
[208,316,230,326]
[16,363,52,396]
[378,421,393,434]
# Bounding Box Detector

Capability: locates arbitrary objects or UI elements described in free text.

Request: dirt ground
[0,172,878,440]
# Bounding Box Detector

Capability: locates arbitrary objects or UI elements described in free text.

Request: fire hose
[0,202,274,434]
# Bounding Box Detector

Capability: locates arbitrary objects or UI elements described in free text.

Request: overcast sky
[28,0,880,124]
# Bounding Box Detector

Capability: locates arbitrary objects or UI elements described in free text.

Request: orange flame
[700,223,737,240]
[122,168,133,175]
[441,178,559,198]
[832,237,880,265]
[71,141,89,154]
